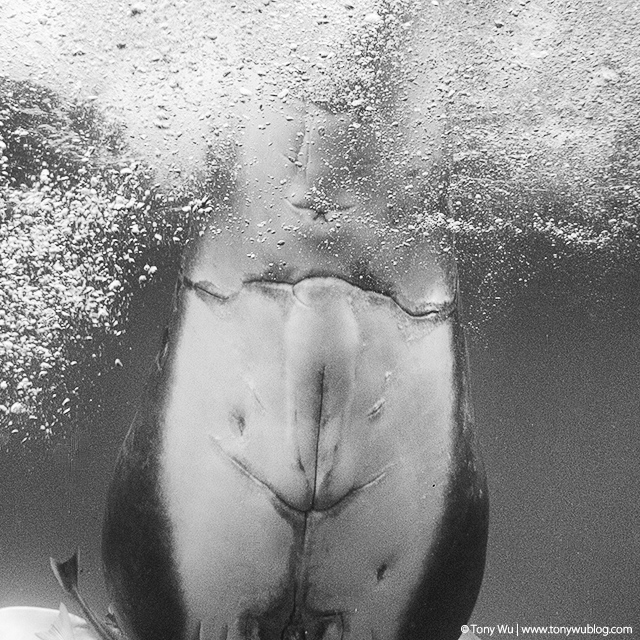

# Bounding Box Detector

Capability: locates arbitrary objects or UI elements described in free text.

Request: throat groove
[310,365,325,510]
[282,365,326,639]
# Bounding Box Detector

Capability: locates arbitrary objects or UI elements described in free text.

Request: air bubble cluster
[0,79,194,449]
[2,0,640,446]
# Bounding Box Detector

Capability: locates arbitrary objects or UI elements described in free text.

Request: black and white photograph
[0,1,638,639]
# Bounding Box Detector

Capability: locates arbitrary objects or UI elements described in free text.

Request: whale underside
[102,25,488,638]
[102,274,488,640]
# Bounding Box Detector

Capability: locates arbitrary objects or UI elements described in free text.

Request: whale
[2,0,638,637]
[0,2,489,635]
[0,2,487,637]
[99,97,489,640]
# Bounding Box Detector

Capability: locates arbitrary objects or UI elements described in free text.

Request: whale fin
[51,553,80,596]
[35,603,75,640]
[50,553,123,640]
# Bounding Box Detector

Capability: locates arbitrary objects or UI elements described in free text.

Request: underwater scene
[0,1,638,639]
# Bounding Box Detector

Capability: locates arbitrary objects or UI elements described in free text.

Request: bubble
[0,78,194,450]
[2,0,639,445]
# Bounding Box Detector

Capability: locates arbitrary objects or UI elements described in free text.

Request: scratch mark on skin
[367,397,386,420]
[155,326,170,372]
[230,411,246,436]
[376,564,388,582]
[243,378,266,413]
[180,274,234,302]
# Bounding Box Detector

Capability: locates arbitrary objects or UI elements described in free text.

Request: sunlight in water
[1,0,638,448]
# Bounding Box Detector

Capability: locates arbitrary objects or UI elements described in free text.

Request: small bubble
[10,402,27,415]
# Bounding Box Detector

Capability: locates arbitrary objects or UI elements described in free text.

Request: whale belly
[140,276,478,640]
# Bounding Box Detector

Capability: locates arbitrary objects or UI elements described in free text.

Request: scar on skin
[367,397,386,420]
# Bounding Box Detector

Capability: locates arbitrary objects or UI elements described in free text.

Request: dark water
[0,272,177,609]
[470,272,640,630]
[1,264,638,634]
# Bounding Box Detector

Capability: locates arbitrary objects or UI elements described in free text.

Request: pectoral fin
[35,603,75,640]
[50,552,122,640]
[50,554,80,596]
